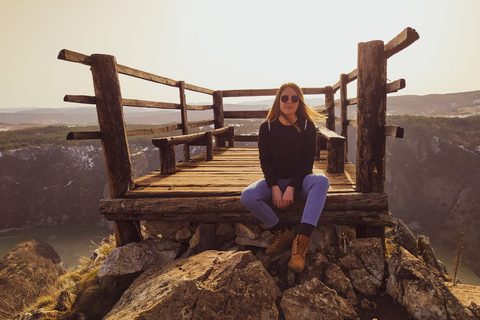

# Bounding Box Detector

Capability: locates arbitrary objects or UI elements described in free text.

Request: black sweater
[258,117,316,189]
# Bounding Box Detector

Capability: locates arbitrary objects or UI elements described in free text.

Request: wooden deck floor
[127,147,356,198]
[100,147,390,226]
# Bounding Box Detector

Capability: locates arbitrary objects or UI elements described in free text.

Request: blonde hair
[265,82,324,131]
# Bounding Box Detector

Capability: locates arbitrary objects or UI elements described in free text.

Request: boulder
[234,222,262,240]
[341,238,385,295]
[446,283,480,319]
[386,244,472,320]
[324,263,359,306]
[235,230,273,248]
[386,217,418,257]
[280,277,358,320]
[417,234,449,278]
[143,221,187,239]
[188,223,216,255]
[97,238,180,277]
[104,250,280,320]
[309,225,347,259]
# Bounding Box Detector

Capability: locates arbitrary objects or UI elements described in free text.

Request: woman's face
[279,86,299,117]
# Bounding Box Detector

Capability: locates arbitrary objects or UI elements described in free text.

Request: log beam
[99,193,390,227]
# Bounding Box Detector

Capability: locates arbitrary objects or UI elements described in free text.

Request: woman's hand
[271,185,284,209]
[272,185,295,209]
[282,186,295,207]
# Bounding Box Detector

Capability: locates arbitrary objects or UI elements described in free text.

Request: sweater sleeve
[289,120,316,189]
[258,122,277,188]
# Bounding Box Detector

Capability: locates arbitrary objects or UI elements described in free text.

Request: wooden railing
[58,27,419,246]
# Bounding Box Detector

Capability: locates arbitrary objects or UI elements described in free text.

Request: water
[0,225,112,269]
[434,247,480,286]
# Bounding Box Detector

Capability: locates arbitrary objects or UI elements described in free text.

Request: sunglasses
[280,95,299,103]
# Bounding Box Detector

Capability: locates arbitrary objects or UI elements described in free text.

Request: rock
[215,223,235,236]
[97,238,180,277]
[324,263,358,305]
[143,221,187,239]
[234,222,262,239]
[417,234,449,277]
[188,223,216,255]
[175,226,193,243]
[342,238,385,295]
[309,225,347,259]
[386,217,418,257]
[104,250,280,320]
[280,277,358,320]
[55,290,76,311]
[347,238,385,283]
[1,240,64,318]
[386,244,472,320]
[300,252,331,283]
[235,230,273,248]
[446,283,480,318]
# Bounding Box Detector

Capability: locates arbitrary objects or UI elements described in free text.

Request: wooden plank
[221,87,327,98]
[222,88,279,97]
[67,131,101,140]
[385,125,404,138]
[58,49,92,65]
[386,79,406,94]
[64,94,212,111]
[384,27,420,59]
[224,110,268,119]
[64,95,96,104]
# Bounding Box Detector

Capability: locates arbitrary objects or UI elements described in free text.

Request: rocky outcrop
[97,238,181,277]
[104,250,281,320]
[387,244,474,319]
[0,240,64,319]
[12,219,480,320]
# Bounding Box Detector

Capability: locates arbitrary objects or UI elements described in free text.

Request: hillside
[385,115,480,277]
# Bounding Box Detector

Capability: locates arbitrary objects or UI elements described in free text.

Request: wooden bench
[317,127,346,173]
[152,126,235,174]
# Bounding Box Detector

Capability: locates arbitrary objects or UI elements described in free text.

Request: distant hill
[387,90,480,116]
[1,91,478,129]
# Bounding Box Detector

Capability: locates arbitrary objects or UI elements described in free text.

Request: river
[1,225,479,285]
[0,225,112,269]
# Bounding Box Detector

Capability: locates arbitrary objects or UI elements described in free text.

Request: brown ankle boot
[265,229,295,256]
[288,234,310,273]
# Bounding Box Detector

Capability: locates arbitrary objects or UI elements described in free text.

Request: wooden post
[356,40,387,193]
[213,90,225,147]
[340,74,349,161]
[205,131,213,160]
[355,40,387,243]
[90,54,142,246]
[227,126,235,147]
[160,145,176,174]
[179,81,190,162]
[324,86,335,131]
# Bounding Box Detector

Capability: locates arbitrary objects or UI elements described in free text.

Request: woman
[241,82,329,273]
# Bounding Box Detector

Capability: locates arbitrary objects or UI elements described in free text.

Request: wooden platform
[100,147,391,226]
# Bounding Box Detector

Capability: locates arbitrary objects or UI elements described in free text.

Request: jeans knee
[240,188,254,206]
[311,174,329,191]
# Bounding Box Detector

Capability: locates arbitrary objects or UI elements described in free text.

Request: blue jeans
[240,174,330,229]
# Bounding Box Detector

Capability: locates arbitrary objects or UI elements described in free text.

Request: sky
[1,0,479,110]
